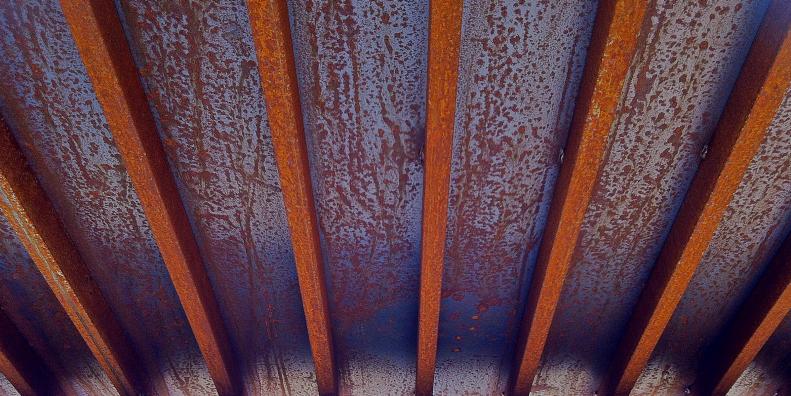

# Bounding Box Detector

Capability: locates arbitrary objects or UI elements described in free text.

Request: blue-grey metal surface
[435,1,595,394]
[116,0,317,393]
[0,1,213,394]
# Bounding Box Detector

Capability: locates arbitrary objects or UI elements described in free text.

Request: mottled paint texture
[0,0,789,394]
[0,1,213,394]
[288,0,427,394]
[633,88,791,395]
[434,0,595,394]
[0,217,114,395]
[115,0,317,394]
[534,0,768,394]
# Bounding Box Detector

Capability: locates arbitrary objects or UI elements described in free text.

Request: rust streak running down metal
[0,307,58,396]
[510,1,648,394]
[601,1,791,394]
[246,0,337,394]
[58,1,239,395]
[416,1,464,395]
[0,118,140,395]
[698,234,791,396]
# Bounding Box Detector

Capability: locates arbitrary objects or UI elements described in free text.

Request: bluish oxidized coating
[537,1,770,394]
[0,1,213,394]
[288,0,428,393]
[636,86,791,394]
[434,1,596,394]
[115,0,318,393]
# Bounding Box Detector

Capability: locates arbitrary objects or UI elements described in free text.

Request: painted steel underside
[0,0,789,395]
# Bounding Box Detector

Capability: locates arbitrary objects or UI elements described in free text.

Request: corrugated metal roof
[0,0,788,395]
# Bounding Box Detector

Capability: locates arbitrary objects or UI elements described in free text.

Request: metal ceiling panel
[534,0,769,394]
[433,1,596,394]
[0,1,213,394]
[287,1,428,394]
[114,1,317,394]
[634,87,791,395]
[0,0,788,395]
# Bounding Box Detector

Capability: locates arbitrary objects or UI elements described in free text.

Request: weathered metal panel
[433,1,596,394]
[0,1,214,394]
[0,217,114,395]
[633,88,791,395]
[287,1,427,393]
[730,313,791,395]
[533,1,769,394]
[114,0,318,394]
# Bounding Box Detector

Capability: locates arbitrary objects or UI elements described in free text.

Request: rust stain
[58,0,239,394]
[0,118,141,395]
[603,0,791,393]
[434,0,596,394]
[0,0,215,393]
[511,1,649,394]
[536,0,770,394]
[115,0,319,393]
[415,1,463,395]
[289,0,428,394]
[246,0,337,393]
[634,7,791,391]
[287,0,428,394]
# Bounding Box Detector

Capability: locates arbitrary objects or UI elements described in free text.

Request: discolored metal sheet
[433,1,595,394]
[0,217,114,395]
[730,313,791,395]
[287,0,428,393]
[0,1,214,394]
[114,0,318,393]
[533,1,769,394]
[633,89,791,395]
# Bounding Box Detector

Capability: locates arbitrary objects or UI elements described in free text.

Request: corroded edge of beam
[58,1,239,394]
[414,1,464,395]
[601,1,791,394]
[245,0,337,394]
[0,117,140,395]
[510,1,649,394]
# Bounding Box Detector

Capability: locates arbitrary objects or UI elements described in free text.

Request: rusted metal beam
[600,1,791,394]
[245,1,337,394]
[697,234,791,396]
[510,1,648,394]
[0,308,58,396]
[58,1,239,395]
[414,1,464,395]
[0,117,140,395]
